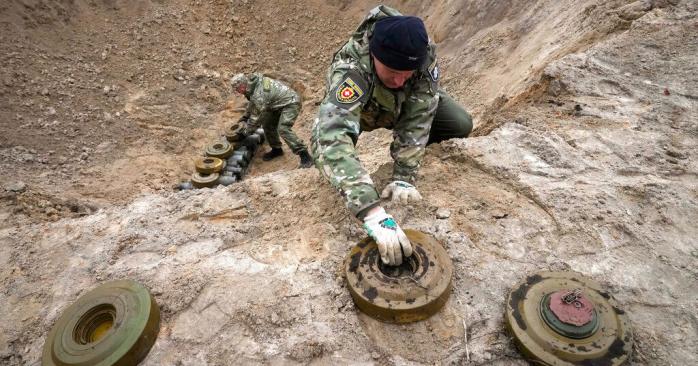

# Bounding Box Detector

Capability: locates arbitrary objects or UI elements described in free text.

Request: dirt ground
[1,0,696,365]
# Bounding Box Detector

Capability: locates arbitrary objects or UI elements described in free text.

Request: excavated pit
[1,0,696,365]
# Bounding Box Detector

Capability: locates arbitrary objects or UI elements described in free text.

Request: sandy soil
[1,0,696,365]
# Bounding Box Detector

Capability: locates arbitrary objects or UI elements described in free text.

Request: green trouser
[258,103,307,153]
[427,90,473,145]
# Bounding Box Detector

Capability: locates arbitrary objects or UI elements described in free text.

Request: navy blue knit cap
[370,16,428,71]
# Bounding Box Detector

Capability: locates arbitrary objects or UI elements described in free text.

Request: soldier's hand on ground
[381,181,423,204]
[362,206,412,266]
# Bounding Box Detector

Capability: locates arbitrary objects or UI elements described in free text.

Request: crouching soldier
[311,6,473,266]
[230,73,313,168]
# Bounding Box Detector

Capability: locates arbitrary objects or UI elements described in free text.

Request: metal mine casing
[345,230,453,323]
[191,172,220,188]
[205,141,234,159]
[224,123,244,142]
[505,271,633,366]
[42,280,160,366]
[194,157,225,174]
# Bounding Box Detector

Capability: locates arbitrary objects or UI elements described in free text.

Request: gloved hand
[381,181,422,203]
[363,207,412,266]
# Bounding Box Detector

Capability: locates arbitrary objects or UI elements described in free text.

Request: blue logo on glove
[395,182,413,188]
[379,218,398,231]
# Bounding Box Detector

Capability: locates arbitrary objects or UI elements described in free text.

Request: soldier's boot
[262,147,284,161]
[297,149,313,169]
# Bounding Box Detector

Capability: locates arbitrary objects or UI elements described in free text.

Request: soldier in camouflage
[311,6,473,265]
[230,73,313,168]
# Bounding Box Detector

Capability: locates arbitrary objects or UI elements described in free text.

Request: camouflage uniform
[311,6,473,218]
[240,73,308,153]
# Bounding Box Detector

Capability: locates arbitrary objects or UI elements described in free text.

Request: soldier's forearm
[312,106,380,217]
[392,162,418,184]
[356,200,382,220]
[347,183,381,218]
[314,141,381,217]
[391,140,426,184]
[242,101,253,117]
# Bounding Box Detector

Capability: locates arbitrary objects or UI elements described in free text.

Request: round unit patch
[335,76,364,104]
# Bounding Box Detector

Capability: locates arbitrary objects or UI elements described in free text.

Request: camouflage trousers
[427,90,473,144]
[258,103,307,153]
[354,90,472,143]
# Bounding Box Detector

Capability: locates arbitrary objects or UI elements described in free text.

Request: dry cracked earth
[0,0,696,365]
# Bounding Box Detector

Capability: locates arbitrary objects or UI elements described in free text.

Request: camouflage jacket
[311,5,440,218]
[241,73,301,134]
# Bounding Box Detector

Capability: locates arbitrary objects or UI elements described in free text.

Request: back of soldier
[252,75,300,112]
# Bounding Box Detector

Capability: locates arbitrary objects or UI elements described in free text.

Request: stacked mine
[177,125,265,190]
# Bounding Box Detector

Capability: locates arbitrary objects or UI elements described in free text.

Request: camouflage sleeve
[242,93,265,135]
[311,70,378,219]
[390,82,439,183]
[241,101,253,121]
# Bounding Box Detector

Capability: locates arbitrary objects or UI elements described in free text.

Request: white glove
[381,181,422,203]
[363,207,412,266]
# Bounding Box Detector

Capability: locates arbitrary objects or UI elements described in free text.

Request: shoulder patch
[262,77,271,91]
[330,71,369,108]
[336,77,364,103]
[428,60,439,82]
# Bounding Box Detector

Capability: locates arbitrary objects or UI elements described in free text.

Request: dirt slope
[1,0,696,365]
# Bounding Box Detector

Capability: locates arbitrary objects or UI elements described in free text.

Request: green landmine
[42,280,160,366]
